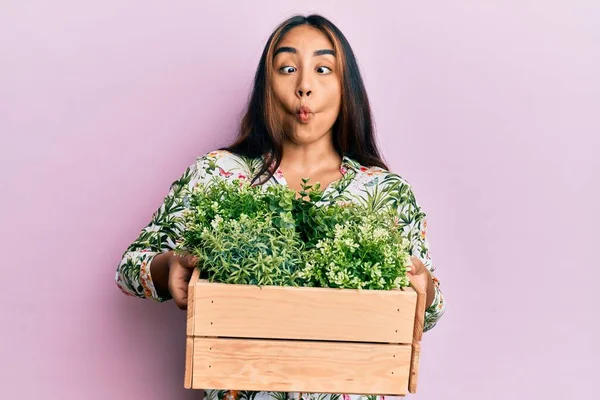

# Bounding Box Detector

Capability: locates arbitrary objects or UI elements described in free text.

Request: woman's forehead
[277,25,334,52]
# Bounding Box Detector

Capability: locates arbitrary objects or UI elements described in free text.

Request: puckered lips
[296,105,313,123]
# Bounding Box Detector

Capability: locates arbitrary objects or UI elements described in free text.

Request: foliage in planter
[176,176,412,290]
[298,207,412,290]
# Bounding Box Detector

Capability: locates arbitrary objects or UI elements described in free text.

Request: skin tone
[270,25,343,197]
[409,256,436,310]
[153,25,435,310]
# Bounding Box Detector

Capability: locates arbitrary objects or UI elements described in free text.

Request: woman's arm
[115,157,206,302]
[399,184,447,332]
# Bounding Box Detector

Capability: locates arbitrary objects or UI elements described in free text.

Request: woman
[116,13,446,400]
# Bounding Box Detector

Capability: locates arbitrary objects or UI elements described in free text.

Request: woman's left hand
[407,256,435,309]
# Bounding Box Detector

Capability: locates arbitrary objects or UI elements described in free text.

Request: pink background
[2,1,599,399]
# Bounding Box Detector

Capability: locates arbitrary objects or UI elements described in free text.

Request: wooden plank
[185,268,201,389]
[193,280,417,344]
[184,336,194,389]
[191,338,412,395]
[408,339,421,394]
[407,275,425,342]
[187,267,201,336]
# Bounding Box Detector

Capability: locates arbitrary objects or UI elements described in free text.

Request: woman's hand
[149,250,199,309]
[407,256,435,309]
[167,252,199,310]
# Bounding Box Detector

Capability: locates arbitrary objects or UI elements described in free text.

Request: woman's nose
[297,88,312,98]
[296,70,312,98]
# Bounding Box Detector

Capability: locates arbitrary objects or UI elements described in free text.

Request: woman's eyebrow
[274,47,336,57]
[314,49,335,56]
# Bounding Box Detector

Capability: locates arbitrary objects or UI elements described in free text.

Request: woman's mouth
[296,106,312,123]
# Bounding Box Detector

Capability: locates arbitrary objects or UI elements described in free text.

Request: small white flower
[372,227,390,240]
[210,215,223,229]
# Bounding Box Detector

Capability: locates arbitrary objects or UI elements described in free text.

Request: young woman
[116,14,446,400]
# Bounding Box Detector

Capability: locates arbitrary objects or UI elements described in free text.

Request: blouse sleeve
[399,184,447,332]
[115,155,209,302]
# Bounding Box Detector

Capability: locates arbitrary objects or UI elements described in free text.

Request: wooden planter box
[184,268,426,396]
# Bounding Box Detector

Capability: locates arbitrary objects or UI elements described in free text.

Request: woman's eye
[280,66,297,74]
[316,66,332,74]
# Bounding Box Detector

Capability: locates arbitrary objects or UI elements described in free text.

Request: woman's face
[271,25,341,145]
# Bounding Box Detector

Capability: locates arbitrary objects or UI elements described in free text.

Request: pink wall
[2,1,598,399]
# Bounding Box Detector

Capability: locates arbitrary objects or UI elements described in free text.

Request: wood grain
[191,337,412,395]
[184,336,194,389]
[193,280,417,344]
[185,268,201,389]
[407,275,425,342]
[408,339,421,394]
[187,267,201,337]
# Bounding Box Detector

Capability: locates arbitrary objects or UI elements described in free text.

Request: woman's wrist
[150,251,173,299]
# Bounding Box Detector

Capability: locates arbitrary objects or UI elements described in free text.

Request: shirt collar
[262,152,361,175]
[341,155,361,174]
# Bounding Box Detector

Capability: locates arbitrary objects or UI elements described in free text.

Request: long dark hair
[220,14,389,185]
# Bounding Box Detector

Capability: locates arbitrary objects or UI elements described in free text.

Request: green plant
[298,206,412,290]
[176,176,411,290]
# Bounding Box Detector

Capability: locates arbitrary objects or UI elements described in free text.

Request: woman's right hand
[167,251,199,310]
[150,250,199,310]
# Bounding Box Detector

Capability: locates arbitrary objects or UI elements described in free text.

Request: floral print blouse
[115,149,446,400]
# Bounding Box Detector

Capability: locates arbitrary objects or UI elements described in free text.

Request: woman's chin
[284,127,333,146]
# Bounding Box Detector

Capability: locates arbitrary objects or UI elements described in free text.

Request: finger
[168,266,186,310]
[408,256,424,275]
[181,253,199,269]
[405,256,415,274]
[170,251,198,270]
[172,287,188,310]
[168,261,193,310]
[405,256,413,273]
